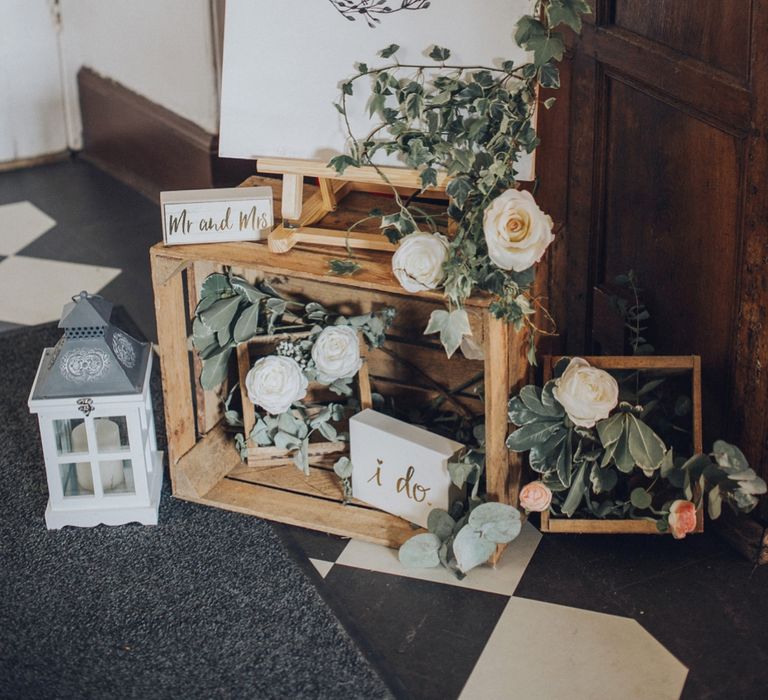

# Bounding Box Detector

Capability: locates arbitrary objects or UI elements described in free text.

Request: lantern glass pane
[59,462,95,497]
[54,418,87,455]
[94,417,131,453]
[100,459,135,495]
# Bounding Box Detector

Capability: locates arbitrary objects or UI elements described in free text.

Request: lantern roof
[30,292,152,401]
[59,291,113,330]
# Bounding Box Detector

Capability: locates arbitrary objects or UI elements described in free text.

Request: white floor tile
[460,597,687,700]
[0,256,121,325]
[309,558,334,578]
[0,201,56,255]
[335,521,541,596]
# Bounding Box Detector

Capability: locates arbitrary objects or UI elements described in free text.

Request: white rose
[311,325,362,383]
[483,189,554,271]
[392,232,449,293]
[553,357,619,428]
[245,355,308,415]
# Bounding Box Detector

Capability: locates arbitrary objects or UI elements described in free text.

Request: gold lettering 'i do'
[368,458,431,503]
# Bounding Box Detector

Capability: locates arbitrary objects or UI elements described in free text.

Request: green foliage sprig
[328,0,590,359]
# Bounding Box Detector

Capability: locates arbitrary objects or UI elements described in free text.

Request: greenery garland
[328,0,590,359]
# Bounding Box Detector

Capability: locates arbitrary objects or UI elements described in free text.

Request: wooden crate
[150,176,529,551]
[539,355,704,534]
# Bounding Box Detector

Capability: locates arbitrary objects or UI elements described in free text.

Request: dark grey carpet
[0,320,393,700]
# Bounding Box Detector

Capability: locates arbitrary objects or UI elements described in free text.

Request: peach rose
[668,500,697,539]
[519,481,552,513]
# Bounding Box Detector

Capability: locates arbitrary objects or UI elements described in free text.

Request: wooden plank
[257,157,449,191]
[246,441,346,467]
[236,343,256,439]
[541,515,662,534]
[188,260,225,435]
[227,462,360,505]
[197,478,420,547]
[268,224,398,254]
[173,423,242,499]
[319,178,338,211]
[150,250,196,469]
[484,315,512,511]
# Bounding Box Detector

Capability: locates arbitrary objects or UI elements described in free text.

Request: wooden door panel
[613,0,751,80]
[600,76,744,431]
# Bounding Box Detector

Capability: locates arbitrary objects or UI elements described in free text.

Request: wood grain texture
[150,250,196,469]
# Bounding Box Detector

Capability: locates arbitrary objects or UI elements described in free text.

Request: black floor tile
[0,158,160,341]
[323,565,509,700]
[272,523,351,562]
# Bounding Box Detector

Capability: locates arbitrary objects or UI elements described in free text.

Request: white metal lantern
[28,292,163,528]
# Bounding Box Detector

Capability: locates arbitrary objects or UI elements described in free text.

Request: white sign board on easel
[219,0,536,179]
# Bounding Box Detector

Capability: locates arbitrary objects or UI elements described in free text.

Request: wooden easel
[257,158,449,254]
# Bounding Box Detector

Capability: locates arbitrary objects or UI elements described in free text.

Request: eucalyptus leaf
[399,533,441,569]
[467,502,522,544]
[453,527,496,574]
[427,509,456,541]
[630,487,653,510]
[333,456,353,479]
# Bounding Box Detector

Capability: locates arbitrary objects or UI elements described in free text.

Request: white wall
[0,0,219,164]
[0,1,68,162]
[59,0,220,148]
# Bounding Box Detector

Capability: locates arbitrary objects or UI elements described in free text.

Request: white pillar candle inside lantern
[28,292,163,528]
[72,419,125,492]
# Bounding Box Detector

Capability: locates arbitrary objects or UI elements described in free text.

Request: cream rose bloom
[553,357,619,428]
[483,189,554,271]
[311,325,362,383]
[246,355,308,415]
[519,481,552,513]
[392,232,449,293]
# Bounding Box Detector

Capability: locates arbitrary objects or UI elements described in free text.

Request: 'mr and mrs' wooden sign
[160,186,273,245]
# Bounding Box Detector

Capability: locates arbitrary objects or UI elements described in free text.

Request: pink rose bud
[519,481,552,513]
[668,500,697,539]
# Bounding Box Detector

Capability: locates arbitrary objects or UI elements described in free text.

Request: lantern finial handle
[73,291,90,302]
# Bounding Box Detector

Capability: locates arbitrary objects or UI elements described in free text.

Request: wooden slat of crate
[538,355,704,534]
[150,175,527,551]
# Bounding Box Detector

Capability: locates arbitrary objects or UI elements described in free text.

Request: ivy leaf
[538,64,560,89]
[329,259,362,276]
[328,154,358,175]
[424,308,472,358]
[547,0,591,32]
[428,45,451,62]
[420,167,438,190]
[399,533,441,568]
[379,44,400,59]
[445,175,472,208]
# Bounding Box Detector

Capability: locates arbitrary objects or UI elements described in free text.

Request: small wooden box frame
[234,330,373,468]
[539,355,704,535]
